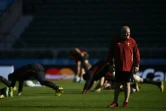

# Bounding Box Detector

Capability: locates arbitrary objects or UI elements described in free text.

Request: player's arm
[133,41,140,73]
[82,80,94,94]
[18,80,24,96]
[10,80,16,88]
[0,75,11,87]
[75,48,83,54]
[82,72,94,94]
[73,48,83,57]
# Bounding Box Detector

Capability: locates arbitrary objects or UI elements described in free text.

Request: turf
[0,81,166,111]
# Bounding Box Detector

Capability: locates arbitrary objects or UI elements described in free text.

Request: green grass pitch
[0,81,166,111]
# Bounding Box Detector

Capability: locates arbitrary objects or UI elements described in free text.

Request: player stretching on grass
[90,72,164,93]
[82,58,164,94]
[82,58,113,94]
[70,48,91,83]
[132,74,164,92]
[8,63,63,96]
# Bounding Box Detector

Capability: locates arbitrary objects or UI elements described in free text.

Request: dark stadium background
[0,0,166,80]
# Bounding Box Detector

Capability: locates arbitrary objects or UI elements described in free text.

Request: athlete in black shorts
[8,63,63,96]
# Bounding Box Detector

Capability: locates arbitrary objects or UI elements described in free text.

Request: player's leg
[158,81,164,92]
[95,77,106,92]
[79,60,91,83]
[122,72,132,108]
[0,75,11,87]
[0,88,5,99]
[0,94,4,99]
[0,87,11,98]
[143,79,164,92]
[130,83,138,93]
[132,74,142,91]
[35,72,63,96]
[104,80,114,90]
[107,72,124,108]
[107,81,120,108]
[133,74,164,92]
[73,61,81,83]
[123,82,130,107]
[82,71,94,94]
[1,87,9,97]
[79,67,85,83]
[17,81,24,96]
[0,75,13,97]
[93,77,105,92]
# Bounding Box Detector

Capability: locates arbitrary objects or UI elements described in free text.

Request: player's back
[28,63,45,72]
[91,59,106,70]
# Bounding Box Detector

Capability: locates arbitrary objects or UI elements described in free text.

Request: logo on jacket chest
[127,42,130,46]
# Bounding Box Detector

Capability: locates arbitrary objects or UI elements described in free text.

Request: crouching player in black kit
[8,63,63,96]
[82,59,113,94]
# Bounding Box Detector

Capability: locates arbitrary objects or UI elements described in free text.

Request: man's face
[121,28,130,40]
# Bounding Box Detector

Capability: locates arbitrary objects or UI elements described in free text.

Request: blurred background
[0,0,166,80]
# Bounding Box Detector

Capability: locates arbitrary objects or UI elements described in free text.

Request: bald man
[106,26,140,108]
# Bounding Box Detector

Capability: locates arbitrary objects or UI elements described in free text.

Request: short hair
[121,26,130,32]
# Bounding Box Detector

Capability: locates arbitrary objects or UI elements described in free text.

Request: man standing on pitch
[106,26,140,108]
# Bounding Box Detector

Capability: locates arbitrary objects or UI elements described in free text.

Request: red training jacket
[107,37,140,72]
